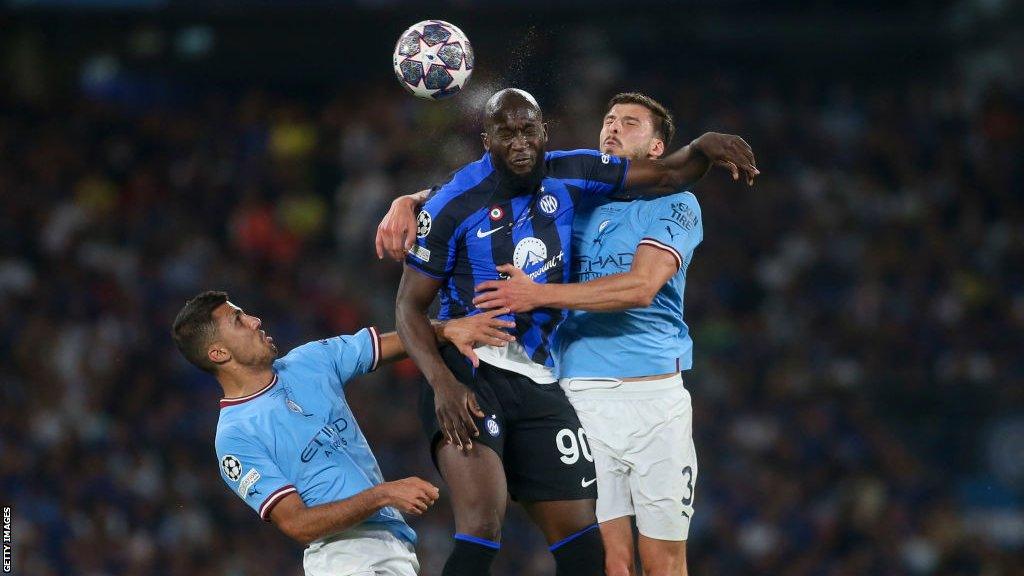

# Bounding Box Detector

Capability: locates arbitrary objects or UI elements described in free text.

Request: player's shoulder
[278,339,323,365]
[429,153,497,205]
[215,417,252,452]
[639,190,702,233]
[545,149,625,178]
[545,148,613,165]
[272,338,339,376]
[644,190,701,214]
[546,148,603,161]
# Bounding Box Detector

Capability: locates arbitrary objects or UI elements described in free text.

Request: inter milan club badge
[484,414,500,437]
[538,194,558,215]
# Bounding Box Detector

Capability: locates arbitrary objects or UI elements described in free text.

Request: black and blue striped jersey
[406,149,629,368]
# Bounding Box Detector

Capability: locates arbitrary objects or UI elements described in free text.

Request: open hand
[443,308,516,367]
[693,132,759,186]
[433,378,485,450]
[473,264,543,313]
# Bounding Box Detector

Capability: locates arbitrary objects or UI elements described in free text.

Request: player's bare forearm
[372,316,515,366]
[620,145,704,198]
[475,246,679,313]
[376,331,406,364]
[375,317,515,368]
[395,267,459,386]
[621,132,759,197]
[536,272,656,311]
[397,265,487,448]
[270,489,387,545]
[271,477,439,545]
[375,326,446,364]
[661,142,711,187]
[483,268,659,312]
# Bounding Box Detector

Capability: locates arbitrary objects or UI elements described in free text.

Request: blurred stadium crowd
[2,11,1023,576]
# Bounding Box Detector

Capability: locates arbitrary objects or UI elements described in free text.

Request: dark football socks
[442,533,500,576]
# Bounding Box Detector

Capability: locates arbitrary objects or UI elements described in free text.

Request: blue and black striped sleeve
[545,149,630,199]
[405,189,463,279]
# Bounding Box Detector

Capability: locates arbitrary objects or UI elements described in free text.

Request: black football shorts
[420,344,598,502]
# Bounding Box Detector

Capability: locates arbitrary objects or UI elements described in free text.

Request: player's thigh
[637,535,687,576]
[629,391,697,541]
[599,516,637,576]
[578,408,634,525]
[436,441,509,539]
[420,345,508,457]
[521,498,598,545]
[377,538,421,576]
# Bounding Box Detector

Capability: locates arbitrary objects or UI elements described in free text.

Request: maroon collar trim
[220,374,278,409]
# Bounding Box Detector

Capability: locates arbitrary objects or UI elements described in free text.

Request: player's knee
[639,546,686,576]
[603,541,635,576]
[604,557,635,576]
[456,514,503,542]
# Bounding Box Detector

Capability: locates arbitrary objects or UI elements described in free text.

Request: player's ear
[208,343,231,366]
[649,137,665,158]
[542,122,549,144]
[481,132,490,151]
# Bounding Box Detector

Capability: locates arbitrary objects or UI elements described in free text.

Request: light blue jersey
[214,327,416,544]
[554,192,702,378]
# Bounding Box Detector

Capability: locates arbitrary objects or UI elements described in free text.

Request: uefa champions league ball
[393,20,473,100]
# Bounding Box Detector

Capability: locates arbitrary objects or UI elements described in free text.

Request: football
[392,20,473,100]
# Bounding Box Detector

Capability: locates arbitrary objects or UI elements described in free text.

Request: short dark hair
[172,290,229,374]
[607,92,675,149]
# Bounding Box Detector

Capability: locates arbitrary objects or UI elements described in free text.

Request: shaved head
[479,88,547,187]
[483,88,542,129]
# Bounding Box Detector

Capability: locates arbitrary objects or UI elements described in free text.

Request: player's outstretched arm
[474,245,678,313]
[437,308,516,367]
[270,477,439,545]
[622,132,759,197]
[373,311,516,366]
[396,266,486,450]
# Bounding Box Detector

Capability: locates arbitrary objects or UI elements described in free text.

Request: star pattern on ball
[393,21,473,100]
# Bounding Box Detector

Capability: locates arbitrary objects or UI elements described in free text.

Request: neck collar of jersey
[220,373,278,409]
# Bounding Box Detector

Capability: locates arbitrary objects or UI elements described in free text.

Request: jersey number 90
[556,428,593,465]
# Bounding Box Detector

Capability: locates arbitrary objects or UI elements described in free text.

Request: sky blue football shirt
[213,327,417,544]
[554,192,703,378]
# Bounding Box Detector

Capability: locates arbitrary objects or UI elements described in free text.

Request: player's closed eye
[497,127,540,143]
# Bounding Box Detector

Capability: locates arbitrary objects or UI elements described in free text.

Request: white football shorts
[303,525,420,576]
[560,373,697,541]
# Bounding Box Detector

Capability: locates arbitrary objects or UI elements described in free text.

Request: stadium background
[1,0,1022,574]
